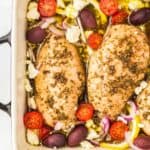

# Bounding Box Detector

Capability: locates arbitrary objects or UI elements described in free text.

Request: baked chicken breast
[35,33,85,128]
[88,25,150,119]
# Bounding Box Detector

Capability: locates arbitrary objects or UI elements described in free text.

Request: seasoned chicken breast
[137,82,150,135]
[88,25,150,119]
[35,33,85,128]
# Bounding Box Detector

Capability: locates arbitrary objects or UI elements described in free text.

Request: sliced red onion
[62,19,69,30]
[121,114,133,122]
[127,101,138,116]
[86,139,99,147]
[49,25,65,36]
[117,116,128,124]
[101,117,110,134]
[40,17,56,29]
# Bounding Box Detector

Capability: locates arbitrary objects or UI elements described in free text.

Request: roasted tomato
[100,0,118,16]
[87,33,103,50]
[38,0,56,17]
[24,111,44,129]
[111,10,128,24]
[39,125,52,140]
[76,103,94,121]
[109,121,129,141]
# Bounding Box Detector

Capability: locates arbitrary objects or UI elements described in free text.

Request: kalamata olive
[134,135,150,149]
[67,124,88,147]
[26,26,46,43]
[129,8,150,25]
[79,8,97,29]
[42,133,66,148]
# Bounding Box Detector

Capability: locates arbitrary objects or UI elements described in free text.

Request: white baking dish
[3,0,103,149]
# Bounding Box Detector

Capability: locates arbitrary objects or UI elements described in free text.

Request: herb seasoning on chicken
[35,33,85,128]
[88,25,150,119]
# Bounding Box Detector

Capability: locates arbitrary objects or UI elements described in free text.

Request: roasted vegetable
[67,124,88,147]
[38,0,56,17]
[129,8,150,25]
[76,103,94,121]
[42,133,66,148]
[99,0,118,16]
[24,111,44,129]
[79,8,97,29]
[109,121,129,141]
[111,10,128,24]
[26,26,46,43]
[87,33,103,50]
[134,135,150,149]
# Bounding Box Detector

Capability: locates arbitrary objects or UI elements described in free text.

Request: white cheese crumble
[135,81,148,95]
[73,0,89,11]
[28,62,39,79]
[27,129,39,145]
[128,0,145,10]
[28,97,37,110]
[27,2,40,21]
[87,129,99,140]
[54,122,64,131]
[57,0,65,8]
[66,26,81,43]
[80,141,94,149]
[25,79,33,92]
[65,4,78,18]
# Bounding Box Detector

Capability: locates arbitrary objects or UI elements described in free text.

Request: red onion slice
[101,117,110,134]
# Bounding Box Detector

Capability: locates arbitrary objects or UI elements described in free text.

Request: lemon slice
[100,115,141,150]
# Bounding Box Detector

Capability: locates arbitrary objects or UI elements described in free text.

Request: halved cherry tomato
[109,121,129,141]
[76,103,94,121]
[38,0,56,17]
[87,33,103,50]
[24,111,44,129]
[100,0,118,16]
[111,10,128,24]
[39,125,52,140]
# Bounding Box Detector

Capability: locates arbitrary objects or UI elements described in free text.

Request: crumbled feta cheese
[25,79,33,92]
[66,4,78,18]
[138,123,144,128]
[28,97,37,110]
[135,81,148,95]
[66,26,81,43]
[86,120,94,128]
[87,129,99,140]
[27,2,40,21]
[80,141,94,149]
[140,81,148,89]
[28,2,38,10]
[28,62,39,79]
[27,129,40,145]
[128,0,145,10]
[57,0,65,8]
[135,86,142,95]
[27,8,40,20]
[73,0,89,11]
[54,122,64,130]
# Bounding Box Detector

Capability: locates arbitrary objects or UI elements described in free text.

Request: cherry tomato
[112,10,128,24]
[76,103,94,121]
[87,33,103,50]
[100,0,118,16]
[24,111,44,129]
[109,121,129,141]
[38,0,56,17]
[39,125,52,140]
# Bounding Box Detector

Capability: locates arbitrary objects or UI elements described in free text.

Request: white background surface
[0,0,12,149]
